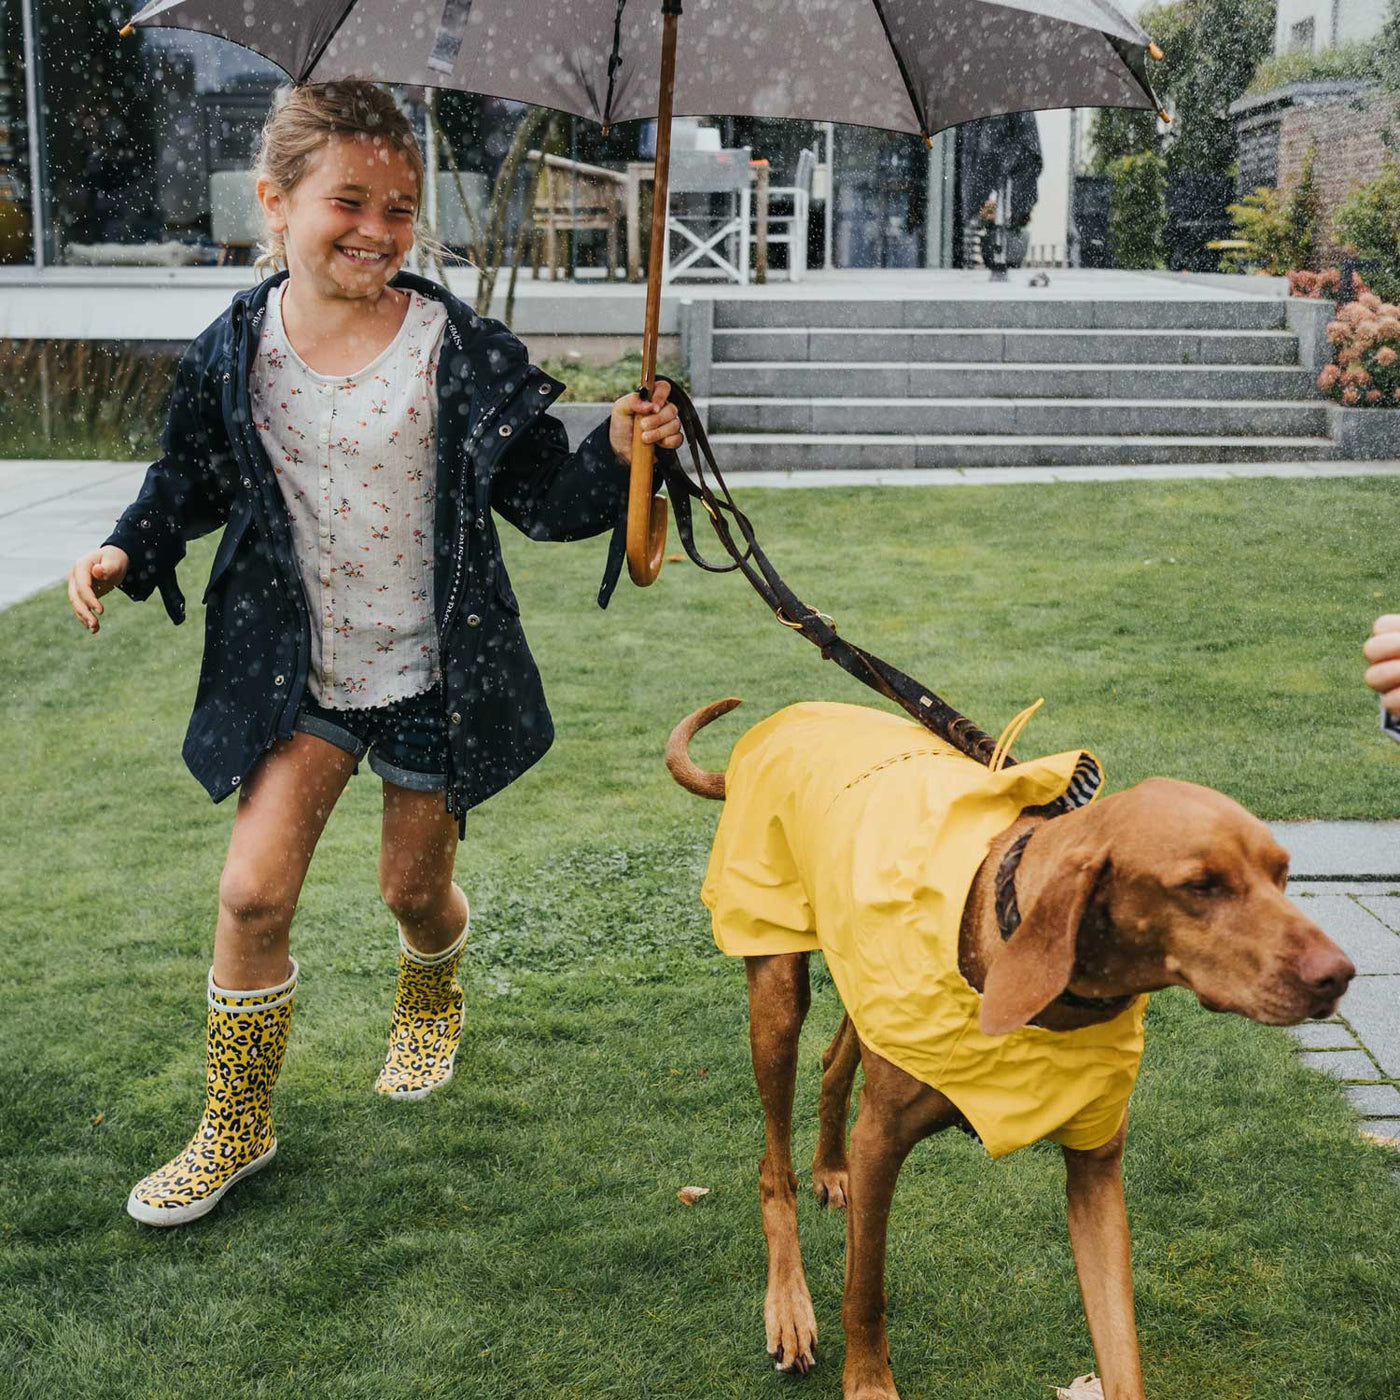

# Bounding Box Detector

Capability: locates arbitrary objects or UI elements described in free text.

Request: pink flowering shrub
[1290,269,1343,299]
[1290,269,1372,300]
[1320,290,1400,409]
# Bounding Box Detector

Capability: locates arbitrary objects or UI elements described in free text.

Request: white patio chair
[662,148,753,284]
[752,147,815,281]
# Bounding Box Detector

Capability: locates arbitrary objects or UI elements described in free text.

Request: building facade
[0,1,1079,294]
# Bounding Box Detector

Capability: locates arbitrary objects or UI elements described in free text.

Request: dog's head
[979,778,1355,1034]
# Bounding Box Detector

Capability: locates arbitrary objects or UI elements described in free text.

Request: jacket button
[450,712,462,725]
[241,477,251,488]
[538,383,551,394]
[497,423,513,437]
[466,613,481,627]
[274,674,286,686]
[231,775,241,787]
[139,518,150,529]
[474,516,486,531]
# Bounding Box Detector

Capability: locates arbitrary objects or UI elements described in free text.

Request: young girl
[65,79,683,1227]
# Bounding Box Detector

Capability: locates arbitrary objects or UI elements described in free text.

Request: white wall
[1026,109,1072,265]
[1274,0,1387,52]
[1336,0,1387,44]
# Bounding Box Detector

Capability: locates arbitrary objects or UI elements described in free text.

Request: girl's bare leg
[213,732,358,989]
[378,784,467,951]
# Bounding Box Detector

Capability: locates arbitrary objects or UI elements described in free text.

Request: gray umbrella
[119,0,1163,584]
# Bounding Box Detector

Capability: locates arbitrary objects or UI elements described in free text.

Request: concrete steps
[706,433,1335,471]
[708,397,1331,438]
[713,328,1303,366]
[688,296,1336,470]
[712,298,1289,331]
[711,361,1318,401]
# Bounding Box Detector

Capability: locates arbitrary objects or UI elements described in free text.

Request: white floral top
[251,283,450,709]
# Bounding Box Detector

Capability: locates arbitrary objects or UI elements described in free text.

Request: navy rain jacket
[103,268,638,838]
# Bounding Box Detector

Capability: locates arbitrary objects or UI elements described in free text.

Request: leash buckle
[776,607,834,632]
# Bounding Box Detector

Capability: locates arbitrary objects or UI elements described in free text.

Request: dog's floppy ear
[979,848,1107,1036]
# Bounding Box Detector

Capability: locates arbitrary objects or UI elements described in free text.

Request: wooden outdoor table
[625,157,769,283]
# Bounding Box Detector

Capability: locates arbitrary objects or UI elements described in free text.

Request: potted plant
[1317,288,1400,460]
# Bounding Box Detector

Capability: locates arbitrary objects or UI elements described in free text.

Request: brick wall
[1277,86,1400,260]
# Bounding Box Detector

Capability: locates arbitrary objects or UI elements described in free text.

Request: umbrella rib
[865,0,930,139]
[601,0,629,131]
[300,0,362,82]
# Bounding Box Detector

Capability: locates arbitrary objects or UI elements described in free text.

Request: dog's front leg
[842,1052,954,1400]
[745,953,819,1375]
[1062,1118,1146,1400]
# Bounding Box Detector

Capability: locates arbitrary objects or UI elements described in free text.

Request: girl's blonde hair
[251,78,455,279]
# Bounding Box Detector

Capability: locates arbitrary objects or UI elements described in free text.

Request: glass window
[30,1,289,266]
[0,0,33,264]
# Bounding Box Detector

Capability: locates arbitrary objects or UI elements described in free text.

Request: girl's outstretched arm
[101,344,239,625]
[489,412,632,545]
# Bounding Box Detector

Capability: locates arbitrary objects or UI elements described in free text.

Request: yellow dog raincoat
[701,702,1146,1159]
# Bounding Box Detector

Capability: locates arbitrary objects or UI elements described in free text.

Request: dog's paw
[812,1163,849,1210]
[765,1279,818,1376]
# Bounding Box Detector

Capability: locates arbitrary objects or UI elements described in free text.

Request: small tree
[1087,0,1274,175]
[1381,0,1400,94]
[1335,159,1400,303]
[1109,152,1168,269]
[1224,145,1321,274]
[1089,108,1161,172]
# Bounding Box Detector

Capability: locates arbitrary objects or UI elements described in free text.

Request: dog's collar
[994,827,1136,1016]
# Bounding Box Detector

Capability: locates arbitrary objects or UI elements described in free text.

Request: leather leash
[648,377,1010,770]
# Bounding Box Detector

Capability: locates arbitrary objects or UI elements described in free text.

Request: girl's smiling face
[257,133,419,299]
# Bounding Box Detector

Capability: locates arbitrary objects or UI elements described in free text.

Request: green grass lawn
[3,478,1400,1399]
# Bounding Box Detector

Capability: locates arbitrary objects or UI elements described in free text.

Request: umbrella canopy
[122,0,1159,139]
[120,0,1162,587]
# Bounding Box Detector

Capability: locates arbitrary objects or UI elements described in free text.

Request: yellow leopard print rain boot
[375,908,468,1100]
[126,960,297,1227]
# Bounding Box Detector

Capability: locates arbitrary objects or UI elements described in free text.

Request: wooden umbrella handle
[625,0,681,589]
[627,421,668,586]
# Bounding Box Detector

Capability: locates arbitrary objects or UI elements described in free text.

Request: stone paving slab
[1269,822,1400,880]
[1336,976,1400,1081]
[1296,895,1400,973]
[1301,1048,1385,1082]
[1346,1083,1400,1116]
[1361,1119,1400,1141]
[1288,1021,1360,1050]
[1361,895,1400,927]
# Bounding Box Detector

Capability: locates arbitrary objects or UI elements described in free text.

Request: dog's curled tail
[666,698,742,800]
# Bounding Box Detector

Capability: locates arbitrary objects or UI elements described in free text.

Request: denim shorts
[293,682,448,792]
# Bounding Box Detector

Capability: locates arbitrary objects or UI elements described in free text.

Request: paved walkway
[6,456,1400,611]
[5,457,1397,1146]
[1270,822,1400,1144]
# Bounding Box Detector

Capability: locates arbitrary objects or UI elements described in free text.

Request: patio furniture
[627,150,772,284]
[751,147,815,282]
[663,147,754,284]
[523,150,625,281]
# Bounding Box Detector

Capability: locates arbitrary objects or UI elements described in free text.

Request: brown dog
[668,698,1354,1400]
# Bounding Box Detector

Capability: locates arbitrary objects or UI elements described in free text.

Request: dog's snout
[1297,942,1356,1000]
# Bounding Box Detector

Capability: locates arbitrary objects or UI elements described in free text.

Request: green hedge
[1246,41,1383,95]
[1108,152,1168,270]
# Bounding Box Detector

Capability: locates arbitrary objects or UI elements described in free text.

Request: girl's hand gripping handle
[610,381,682,588]
[68,545,130,635]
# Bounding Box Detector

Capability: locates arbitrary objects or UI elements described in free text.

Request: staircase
[695,297,1335,470]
